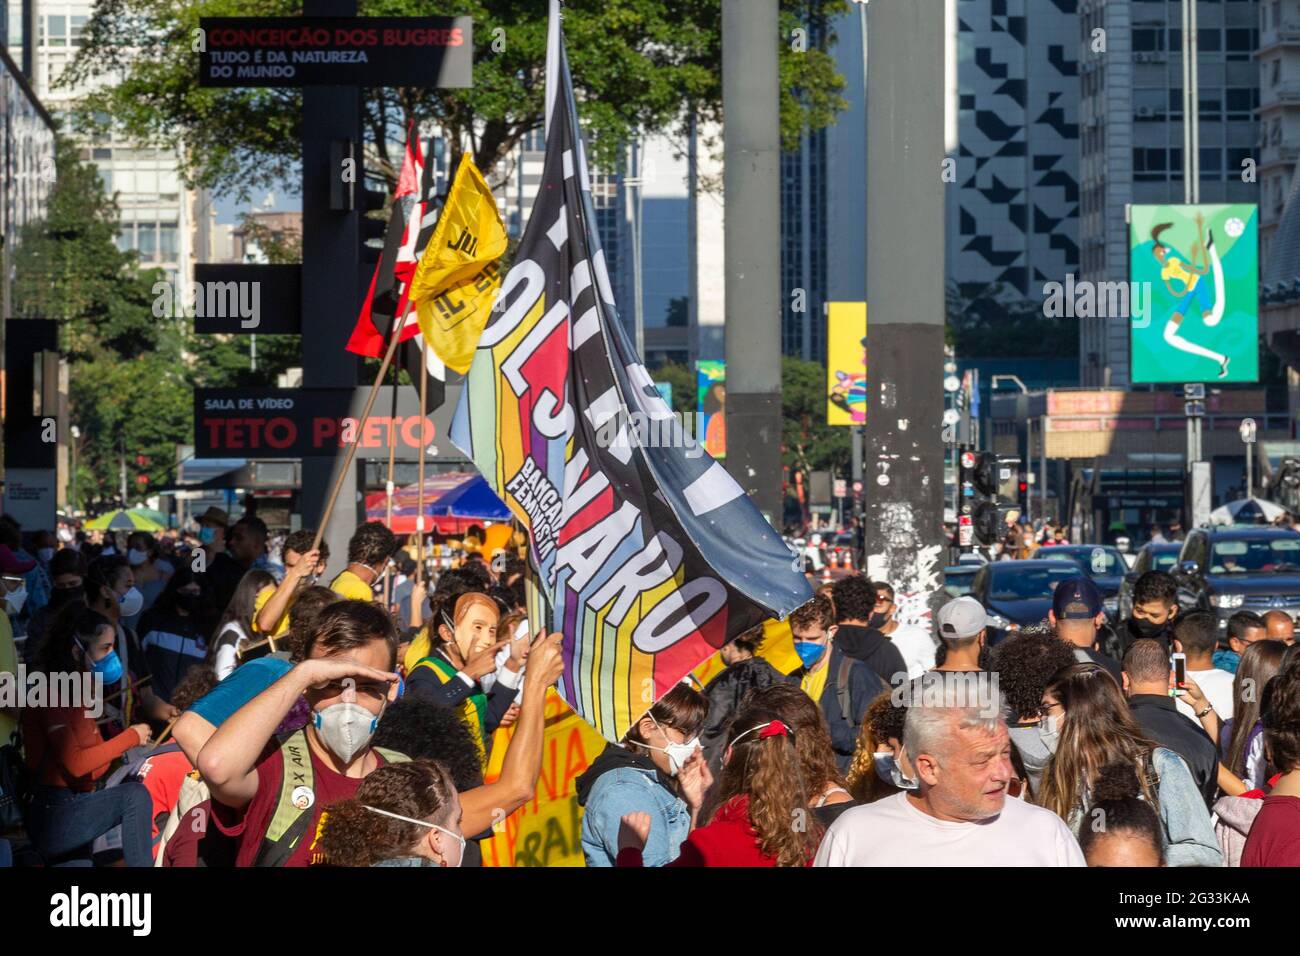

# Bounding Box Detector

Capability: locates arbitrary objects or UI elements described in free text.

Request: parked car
[969,559,1088,644]
[943,565,978,599]
[1037,544,1128,621]
[1172,527,1300,635]
[1116,542,1183,621]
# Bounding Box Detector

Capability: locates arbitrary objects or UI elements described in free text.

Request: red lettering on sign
[313,417,338,448]
[265,417,296,450]
[362,417,385,448]
[400,415,434,449]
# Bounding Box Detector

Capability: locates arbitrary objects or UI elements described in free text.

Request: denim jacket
[1068,746,1223,867]
[579,764,691,868]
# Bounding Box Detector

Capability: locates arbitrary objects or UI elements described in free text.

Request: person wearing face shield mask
[575,682,710,867]
[318,759,467,867]
[405,591,521,761]
[197,600,408,867]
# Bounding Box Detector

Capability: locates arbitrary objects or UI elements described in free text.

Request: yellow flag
[410,153,509,374]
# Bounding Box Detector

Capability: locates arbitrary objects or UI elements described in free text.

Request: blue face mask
[79,640,124,685]
[199,526,215,544]
[794,640,826,669]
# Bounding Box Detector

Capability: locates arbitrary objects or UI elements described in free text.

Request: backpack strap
[253,729,314,867]
[836,654,854,725]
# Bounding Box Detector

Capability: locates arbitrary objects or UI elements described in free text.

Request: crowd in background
[1,505,1299,868]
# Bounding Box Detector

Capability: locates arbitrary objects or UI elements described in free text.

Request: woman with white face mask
[1038,662,1222,867]
[574,682,710,867]
[318,759,466,867]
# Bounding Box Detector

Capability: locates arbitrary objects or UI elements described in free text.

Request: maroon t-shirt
[210,742,393,867]
[1242,795,1300,867]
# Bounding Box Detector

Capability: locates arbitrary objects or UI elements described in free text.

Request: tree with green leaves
[10,138,297,510]
[67,0,849,202]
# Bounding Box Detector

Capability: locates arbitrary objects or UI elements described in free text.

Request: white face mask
[312,701,380,764]
[362,805,465,867]
[1038,713,1062,754]
[118,586,144,619]
[640,713,700,776]
[127,548,149,567]
[5,581,28,616]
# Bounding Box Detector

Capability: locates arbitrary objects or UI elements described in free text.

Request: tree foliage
[67,0,849,202]
[946,280,1078,359]
[10,138,295,511]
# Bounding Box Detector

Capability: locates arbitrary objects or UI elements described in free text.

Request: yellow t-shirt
[801,657,830,707]
[330,569,375,602]
[1161,256,1199,291]
[0,613,17,744]
[252,585,293,638]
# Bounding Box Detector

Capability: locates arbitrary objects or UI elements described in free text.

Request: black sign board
[191,264,302,334]
[3,318,58,469]
[194,385,464,462]
[198,17,473,87]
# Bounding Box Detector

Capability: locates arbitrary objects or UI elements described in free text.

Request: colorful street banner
[450,1,812,744]
[696,360,726,459]
[1129,204,1259,384]
[826,301,867,425]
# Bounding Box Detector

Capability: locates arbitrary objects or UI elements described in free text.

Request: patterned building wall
[952,0,1081,297]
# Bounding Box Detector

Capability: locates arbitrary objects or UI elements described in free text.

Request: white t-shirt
[813,790,1085,867]
[1176,667,1234,723]
[887,622,937,680]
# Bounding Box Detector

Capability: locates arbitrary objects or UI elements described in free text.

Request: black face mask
[868,611,889,629]
[1129,616,1167,639]
[50,585,85,608]
[175,591,203,614]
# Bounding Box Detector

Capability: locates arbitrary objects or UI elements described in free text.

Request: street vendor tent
[365,472,510,533]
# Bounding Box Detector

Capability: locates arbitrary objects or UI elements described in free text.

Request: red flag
[346,131,426,357]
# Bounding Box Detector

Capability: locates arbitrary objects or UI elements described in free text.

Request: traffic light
[959,450,1022,545]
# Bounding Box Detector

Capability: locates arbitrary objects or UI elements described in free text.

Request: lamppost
[70,425,80,515]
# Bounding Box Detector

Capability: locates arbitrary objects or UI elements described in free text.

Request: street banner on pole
[1129,203,1259,384]
[826,301,867,425]
[449,1,811,743]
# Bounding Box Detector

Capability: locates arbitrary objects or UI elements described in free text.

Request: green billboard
[1129,203,1258,384]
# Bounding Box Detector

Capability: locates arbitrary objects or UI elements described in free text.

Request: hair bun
[1092,761,1141,802]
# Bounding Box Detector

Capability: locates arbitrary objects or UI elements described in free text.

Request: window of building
[1273,58,1282,89]
[1133,27,1165,52]
[1226,87,1258,121]
[1225,29,1257,61]
[47,14,66,46]
[1226,147,1254,181]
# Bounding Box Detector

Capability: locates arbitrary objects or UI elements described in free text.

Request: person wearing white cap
[934,596,988,673]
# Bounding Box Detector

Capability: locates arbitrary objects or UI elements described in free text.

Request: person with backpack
[22,609,155,866]
[789,593,885,773]
[196,600,407,867]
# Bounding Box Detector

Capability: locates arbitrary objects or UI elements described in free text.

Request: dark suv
[1173,527,1300,635]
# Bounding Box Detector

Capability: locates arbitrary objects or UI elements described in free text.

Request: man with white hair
[813,701,1085,866]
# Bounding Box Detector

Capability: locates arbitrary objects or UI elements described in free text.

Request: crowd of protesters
[3,504,1300,868]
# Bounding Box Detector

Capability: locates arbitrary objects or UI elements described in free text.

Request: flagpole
[415,336,429,589]
[382,351,398,607]
[311,305,410,555]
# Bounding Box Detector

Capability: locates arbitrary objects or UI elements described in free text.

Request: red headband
[758,720,789,739]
